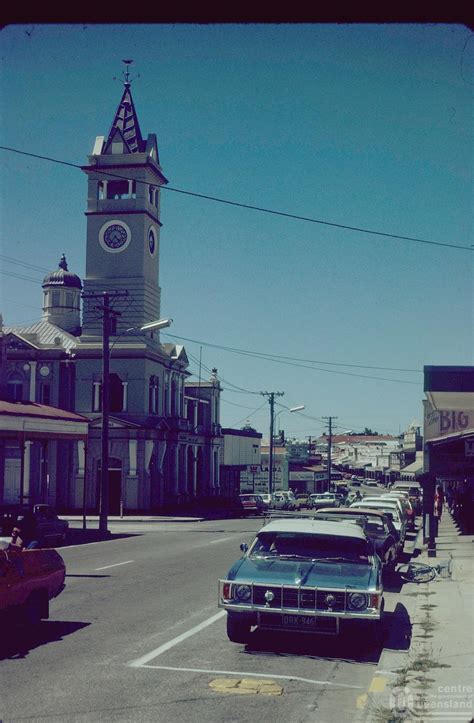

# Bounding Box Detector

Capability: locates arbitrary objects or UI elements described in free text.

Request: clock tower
[81,67,168,341]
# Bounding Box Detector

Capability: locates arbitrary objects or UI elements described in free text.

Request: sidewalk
[358,511,474,722]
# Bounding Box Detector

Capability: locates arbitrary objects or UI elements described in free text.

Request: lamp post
[99,316,173,534]
[265,401,305,495]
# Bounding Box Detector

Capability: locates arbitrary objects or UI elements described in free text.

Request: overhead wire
[0,145,472,252]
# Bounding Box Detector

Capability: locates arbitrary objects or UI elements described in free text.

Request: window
[51,290,60,307]
[92,382,101,412]
[109,373,124,413]
[7,376,23,401]
[149,376,160,414]
[97,181,105,200]
[107,180,130,199]
[41,384,51,405]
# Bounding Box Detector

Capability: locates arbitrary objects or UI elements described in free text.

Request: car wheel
[23,591,48,625]
[226,614,251,644]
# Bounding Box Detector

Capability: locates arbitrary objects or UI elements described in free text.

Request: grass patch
[370,705,410,723]
[410,656,451,673]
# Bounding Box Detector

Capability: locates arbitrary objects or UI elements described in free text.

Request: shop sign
[465,439,474,457]
[425,409,472,439]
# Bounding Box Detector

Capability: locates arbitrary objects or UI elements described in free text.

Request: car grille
[252,584,347,612]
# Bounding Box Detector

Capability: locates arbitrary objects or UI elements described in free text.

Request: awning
[427,427,474,446]
[399,451,424,474]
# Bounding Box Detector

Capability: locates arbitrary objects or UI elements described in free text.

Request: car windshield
[249,532,369,563]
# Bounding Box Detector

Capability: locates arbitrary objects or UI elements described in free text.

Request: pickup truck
[0,541,66,624]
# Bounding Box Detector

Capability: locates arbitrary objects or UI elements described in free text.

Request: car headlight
[348,592,368,610]
[234,584,252,602]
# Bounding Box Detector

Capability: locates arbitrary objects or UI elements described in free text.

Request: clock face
[99,220,132,253]
[148,227,156,256]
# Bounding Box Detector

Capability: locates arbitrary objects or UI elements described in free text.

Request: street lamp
[99,316,173,534]
[133,318,173,332]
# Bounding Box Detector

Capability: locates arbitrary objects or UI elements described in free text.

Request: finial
[59,254,68,271]
[122,59,134,87]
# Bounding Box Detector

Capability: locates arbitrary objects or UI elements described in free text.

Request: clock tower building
[81,75,168,341]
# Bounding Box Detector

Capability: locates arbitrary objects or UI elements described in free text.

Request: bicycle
[397,560,452,583]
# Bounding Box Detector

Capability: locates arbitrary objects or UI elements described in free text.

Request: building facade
[1,75,223,512]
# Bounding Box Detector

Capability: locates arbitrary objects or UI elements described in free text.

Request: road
[0,488,415,723]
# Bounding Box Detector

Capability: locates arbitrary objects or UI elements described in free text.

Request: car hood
[227,556,376,589]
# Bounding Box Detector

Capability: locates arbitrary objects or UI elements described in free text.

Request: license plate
[259,613,338,634]
[282,614,318,628]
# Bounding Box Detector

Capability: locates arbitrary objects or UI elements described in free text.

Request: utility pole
[261,391,284,495]
[82,290,127,534]
[322,416,338,492]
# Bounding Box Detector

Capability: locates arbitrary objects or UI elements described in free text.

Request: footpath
[358,511,474,722]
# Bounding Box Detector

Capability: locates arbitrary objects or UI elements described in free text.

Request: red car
[0,543,66,624]
[239,494,265,515]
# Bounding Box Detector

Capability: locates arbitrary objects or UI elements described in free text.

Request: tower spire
[104,60,144,154]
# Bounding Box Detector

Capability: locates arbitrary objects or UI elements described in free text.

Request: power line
[0,254,51,274]
[162,332,421,385]
[1,145,472,252]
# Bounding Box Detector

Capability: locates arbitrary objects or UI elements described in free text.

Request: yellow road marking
[368,675,388,693]
[209,677,283,696]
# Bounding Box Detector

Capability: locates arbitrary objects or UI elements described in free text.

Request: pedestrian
[10,511,40,550]
[434,485,444,522]
[446,486,454,514]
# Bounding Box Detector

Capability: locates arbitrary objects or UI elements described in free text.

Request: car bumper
[218,580,383,621]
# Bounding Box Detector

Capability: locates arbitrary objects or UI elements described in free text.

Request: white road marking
[129,610,226,667]
[206,537,233,545]
[132,664,363,689]
[95,560,134,571]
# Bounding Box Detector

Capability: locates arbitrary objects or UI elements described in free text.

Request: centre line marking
[95,560,134,571]
[206,537,233,545]
[129,610,225,667]
[132,664,363,689]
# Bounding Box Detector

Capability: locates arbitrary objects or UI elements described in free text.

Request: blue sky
[1,24,473,438]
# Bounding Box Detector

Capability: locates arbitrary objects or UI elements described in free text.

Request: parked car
[308,493,340,510]
[272,491,296,511]
[294,493,310,509]
[0,504,69,547]
[350,500,407,544]
[313,507,401,570]
[269,493,287,510]
[382,493,415,530]
[259,494,272,510]
[362,496,407,524]
[239,494,265,515]
[219,518,384,643]
[364,479,379,487]
[392,483,422,515]
[350,479,362,487]
[0,541,66,624]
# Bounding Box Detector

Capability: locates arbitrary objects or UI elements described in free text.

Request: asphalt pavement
[0,504,410,723]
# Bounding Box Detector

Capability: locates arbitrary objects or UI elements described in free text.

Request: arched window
[109,373,124,413]
[7,374,23,401]
[149,376,160,414]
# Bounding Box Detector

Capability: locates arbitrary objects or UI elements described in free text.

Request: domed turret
[42,255,82,335]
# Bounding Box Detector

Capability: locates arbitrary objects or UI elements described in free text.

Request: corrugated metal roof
[6,321,79,351]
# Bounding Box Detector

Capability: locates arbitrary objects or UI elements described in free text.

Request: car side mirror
[240,543,248,553]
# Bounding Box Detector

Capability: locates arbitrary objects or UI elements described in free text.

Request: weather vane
[113,59,140,87]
